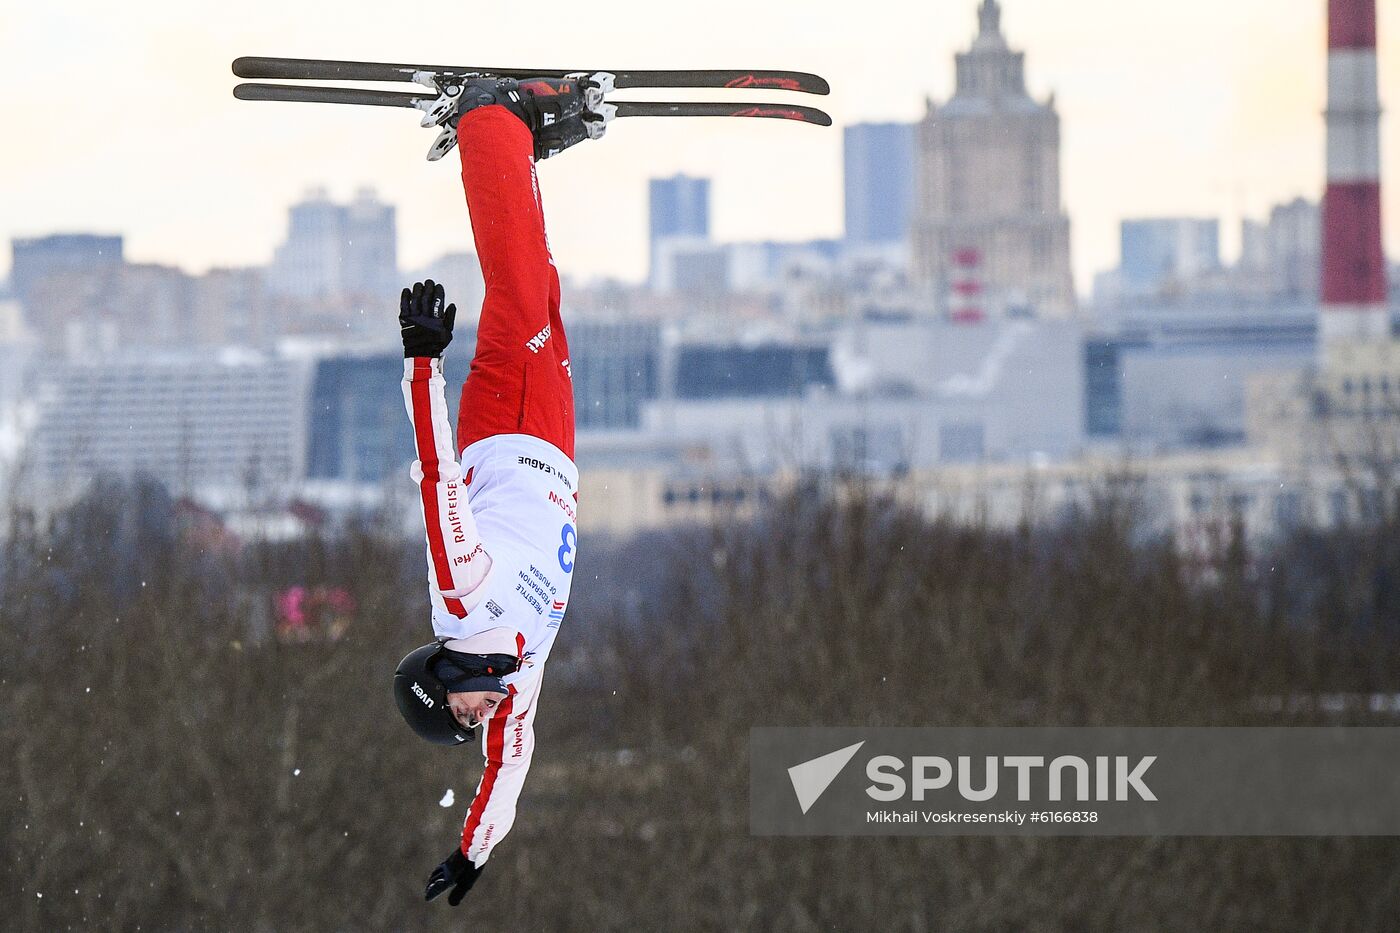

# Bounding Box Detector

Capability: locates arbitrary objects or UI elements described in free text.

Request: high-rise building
[1267,199,1322,301]
[16,252,279,355]
[342,187,398,297]
[911,0,1075,318]
[10,234,123,305]
[844,123,915,246]
[23,353,312,496]
[1238,199,1322,303]
[1120,218,1221,292]
[660,242,730,294]
[268,187,397,299]
[673,342,835,400]
[192,268,270,347]
[648,175,710,289]
[568,318,661,429]
[270,189,339,298]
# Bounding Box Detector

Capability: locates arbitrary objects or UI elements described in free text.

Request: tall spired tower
[911,0,1075,319]
[1321,0,1387,342]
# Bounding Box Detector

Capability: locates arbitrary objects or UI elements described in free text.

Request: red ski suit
[401,105,578,868]
[454,108,575,457]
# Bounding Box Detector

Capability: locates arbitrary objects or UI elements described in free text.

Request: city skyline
[4,0,1399,296]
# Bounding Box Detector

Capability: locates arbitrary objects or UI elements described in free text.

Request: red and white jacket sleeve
[460,676,540,866]
[401,357,492,616]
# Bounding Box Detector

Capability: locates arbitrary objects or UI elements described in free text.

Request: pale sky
[3,0,1398,295]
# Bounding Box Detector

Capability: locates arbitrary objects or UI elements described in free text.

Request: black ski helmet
[392,640,521,746]
[394,642,475,746]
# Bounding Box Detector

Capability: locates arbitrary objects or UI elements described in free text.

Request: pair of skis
[232,56,832,160]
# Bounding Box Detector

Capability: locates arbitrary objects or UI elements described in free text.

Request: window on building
[1358,488,1383,523]
[1274,491,1303,530]
[1329,489,1349,526]
[939,422,985,463]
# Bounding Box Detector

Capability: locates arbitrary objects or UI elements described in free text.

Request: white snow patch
[439,789,455,808]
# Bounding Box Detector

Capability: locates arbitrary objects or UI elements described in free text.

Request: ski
[232,83,833,126]
[232,56,830,95]
[603,101,832,125]
[234,83,432,110]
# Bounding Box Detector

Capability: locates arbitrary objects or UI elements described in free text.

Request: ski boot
[427,75,604,162]
[534,107,614,160]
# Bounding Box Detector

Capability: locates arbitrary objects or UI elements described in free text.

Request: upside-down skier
[389,77,594,907]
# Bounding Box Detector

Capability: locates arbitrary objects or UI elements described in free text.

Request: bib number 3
[558,523,576,574]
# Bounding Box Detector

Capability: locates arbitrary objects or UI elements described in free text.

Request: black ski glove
[425,847,483,906]
[399,279,457,359]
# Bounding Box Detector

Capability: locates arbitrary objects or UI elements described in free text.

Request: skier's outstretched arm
[399,281,493,618]
[424,677,542,905]
[459,679,540,864]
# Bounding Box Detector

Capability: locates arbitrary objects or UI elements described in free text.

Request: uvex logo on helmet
[411,681,435,708]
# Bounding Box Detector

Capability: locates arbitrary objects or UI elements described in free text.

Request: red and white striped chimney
[1321,0,1387,342]
[949,246,985,324]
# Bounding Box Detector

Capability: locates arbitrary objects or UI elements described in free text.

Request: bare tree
[4,477,1400,930]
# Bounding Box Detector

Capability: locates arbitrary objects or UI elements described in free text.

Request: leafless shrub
[3,477,1400,930]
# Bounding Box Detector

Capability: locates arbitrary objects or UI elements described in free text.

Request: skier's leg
[453,105,572,458]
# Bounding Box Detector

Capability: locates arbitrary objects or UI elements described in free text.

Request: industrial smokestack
[1321,0,1387,341]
